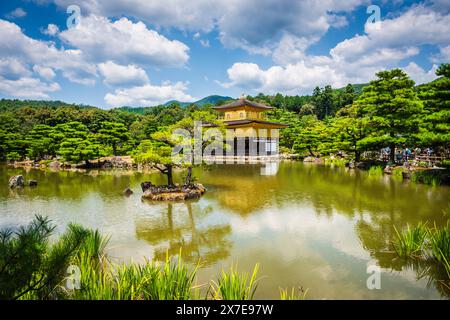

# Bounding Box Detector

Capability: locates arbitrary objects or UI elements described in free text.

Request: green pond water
[0,162,449,299]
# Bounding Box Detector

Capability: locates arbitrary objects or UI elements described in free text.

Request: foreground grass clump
[393,222,428,258]
[429,223,450,264]
[391,167,405,177]
[411,170,448,186]
[323,157,348,167]
[210,264,260,300]
[279,287,309,300]
[392,222,450,280]
[368,165,383,176]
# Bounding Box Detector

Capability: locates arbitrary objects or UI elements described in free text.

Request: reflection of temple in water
[135,202,232,266]
[201,164,282,215]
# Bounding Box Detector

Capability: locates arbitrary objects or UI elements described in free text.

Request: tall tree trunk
[184,166,192,187]
[166,165,174,187]
[390,143,396,163]
[355,150,360,162]
[113,143,117,156]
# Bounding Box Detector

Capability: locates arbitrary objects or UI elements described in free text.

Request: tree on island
[134,111,224,187]
[134,138,178,186]
[168,111,224,186]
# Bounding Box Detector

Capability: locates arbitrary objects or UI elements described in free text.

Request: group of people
[381,147,434,163]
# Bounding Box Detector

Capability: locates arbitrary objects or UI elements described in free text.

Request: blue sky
[0,0,449,108]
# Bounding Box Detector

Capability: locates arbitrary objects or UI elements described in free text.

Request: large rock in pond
[123,188,133,196]
[9,175,25,188]
[142,184,206,201]
[28,180,38,187]
[141,181,153,192]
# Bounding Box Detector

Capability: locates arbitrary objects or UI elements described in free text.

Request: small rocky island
[140,181,206,201]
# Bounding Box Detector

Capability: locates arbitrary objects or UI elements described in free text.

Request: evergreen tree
[356,69,424,162]
[98,122,130,156]
[26,125,57,160]
[417,63,450,151]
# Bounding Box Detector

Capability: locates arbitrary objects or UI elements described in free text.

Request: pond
[0,162,449,299]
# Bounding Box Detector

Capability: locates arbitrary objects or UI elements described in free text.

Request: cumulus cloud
[0,19,97,87]
[58,15,189,67]
[217,0,359,54]
[98,61,149,87]
[330,5,450,63]
[0,58,31,80]
[431,45,450,63]
[402,62,439,84]
[0,76,60,98]
[41,24,59,36]
[36,0,223,32]
[221,62,344,95]
[6,8,27,19]
[39,0,362,54]
[32,65,56,80]
[221,4,448,94]
[104,81,195,107]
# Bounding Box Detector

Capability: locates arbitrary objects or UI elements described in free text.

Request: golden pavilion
[212,98,287,157]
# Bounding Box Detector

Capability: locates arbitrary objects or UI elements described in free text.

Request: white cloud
[0,19,97,86]
[216,0,358,54]
[41,0,362,54]
[41,24,59,36]
[6,8,27,19]
[98,61,149,87]
[58,15,189,67]
[33,65,56,80]
[0,58,31,79]
[331,5,450,62]
[0,76,60,98]
[221,4,449,94]
[104,81,195,107]
[40,0,223,32]
[221,61,344,95]
[431,45,450,63]
[402,62,438,84]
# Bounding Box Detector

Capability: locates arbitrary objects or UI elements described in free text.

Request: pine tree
[417,63,450,151]
[356,69,424,163]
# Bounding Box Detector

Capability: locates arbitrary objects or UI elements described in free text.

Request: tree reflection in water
[135,201,232,267]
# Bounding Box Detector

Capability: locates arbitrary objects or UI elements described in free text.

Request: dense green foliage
[266,66,449,160]
[0,100,216,164]
[0,65,448,166]
[0,215,89,299]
